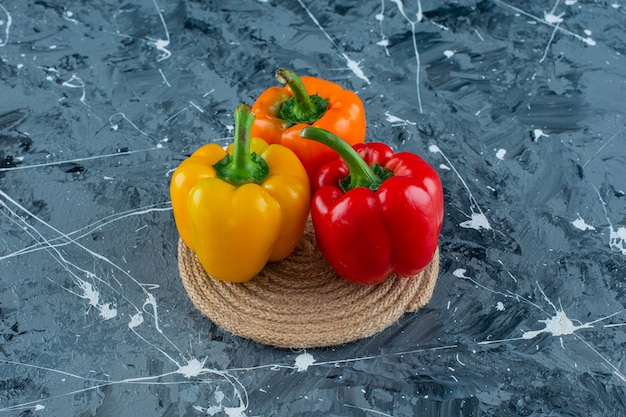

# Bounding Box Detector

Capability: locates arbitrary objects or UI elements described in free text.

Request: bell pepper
[300,126,444,285]
[250,68,366,183]
[170,104,310,282]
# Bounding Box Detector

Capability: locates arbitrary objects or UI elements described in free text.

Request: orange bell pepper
[250,68,366,183]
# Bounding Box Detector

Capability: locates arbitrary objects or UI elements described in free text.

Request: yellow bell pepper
[170,104,310,282]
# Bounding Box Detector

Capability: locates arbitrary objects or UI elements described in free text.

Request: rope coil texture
[178,222,439,349]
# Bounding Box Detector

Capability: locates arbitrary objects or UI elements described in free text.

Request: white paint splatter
[294,352,315,372]
[128,313,144,329]
[224,405,247,417]
[544,12,564,24]
[532,129,549,141]
[582,37,596,46]
[99,303,118,320]
[609,226,626,255]
[459,264,626,381]
[571,215,595,231]
[522,310,589,340]
[343,53,371,85]
[78,279,100,308]
[63,10,79,24]
[76,279,118,320]
[452,269,467,278]
[178,357,207,378]
[385,111,416,126]
[495,149,507,160]
[460,212,492,231]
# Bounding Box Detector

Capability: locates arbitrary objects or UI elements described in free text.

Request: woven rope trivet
[177,221,440,349]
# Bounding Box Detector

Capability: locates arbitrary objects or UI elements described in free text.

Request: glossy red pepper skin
[311,143,444,285]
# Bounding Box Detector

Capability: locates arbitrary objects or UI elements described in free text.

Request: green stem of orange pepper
[213,104,269,185]
[276,68,329,126]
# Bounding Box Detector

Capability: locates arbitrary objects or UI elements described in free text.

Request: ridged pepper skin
[170,105,310,282]
[302,127,444,285]
[250,68,366,183]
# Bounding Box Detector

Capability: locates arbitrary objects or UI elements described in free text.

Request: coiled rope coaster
[177,222,439,349]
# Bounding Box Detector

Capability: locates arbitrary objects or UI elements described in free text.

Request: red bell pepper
[300,126,444,285]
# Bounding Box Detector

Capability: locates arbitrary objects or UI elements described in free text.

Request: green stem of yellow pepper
[214,104,270,185]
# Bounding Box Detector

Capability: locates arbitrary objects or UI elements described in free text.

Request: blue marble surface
[0,0,624,416]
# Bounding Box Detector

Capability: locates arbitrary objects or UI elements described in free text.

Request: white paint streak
[0,148,157,173]
[158,68,171,87]
[0,4,12,47]
[582,126,622,169]
[390,0,424,112]
[430,145,492,230]
[495,0,595,46]
[148,0,172,62]
[593,186,626,255]
[375,1,390,55]
[295,0,370,84]
[62,74,87,103]
[189,100,205,113]
[109,112,150,137]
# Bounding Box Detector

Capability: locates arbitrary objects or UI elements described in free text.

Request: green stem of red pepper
[300,126,392,192]
[213,104,269,185]
[276,68,329,126]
